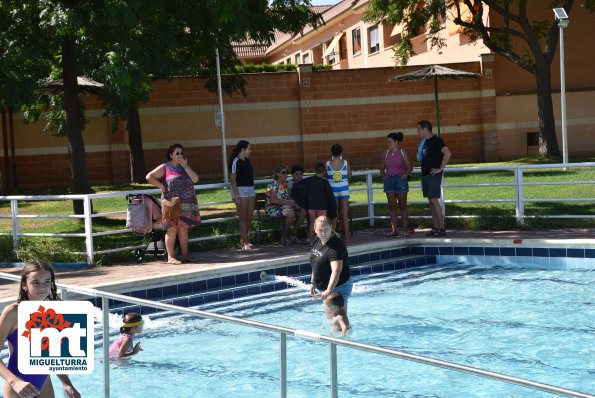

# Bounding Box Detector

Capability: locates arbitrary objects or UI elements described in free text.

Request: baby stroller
[126,194,166,263]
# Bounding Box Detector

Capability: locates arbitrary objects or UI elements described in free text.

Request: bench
[254,192,285,244]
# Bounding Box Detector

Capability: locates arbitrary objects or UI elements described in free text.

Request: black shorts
[421,174,442,198]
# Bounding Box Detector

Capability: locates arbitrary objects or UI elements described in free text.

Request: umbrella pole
[434,76,441,136]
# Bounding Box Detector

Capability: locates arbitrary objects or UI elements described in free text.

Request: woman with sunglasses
[265,165,299,245]
[146,143,201,264]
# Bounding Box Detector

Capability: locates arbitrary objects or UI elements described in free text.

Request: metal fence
[0,272,593,398]
[1,162,593,264]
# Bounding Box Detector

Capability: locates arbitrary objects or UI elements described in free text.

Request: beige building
[239,0,488,68]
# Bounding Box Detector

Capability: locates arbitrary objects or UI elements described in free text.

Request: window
[303,52,311,64]
[295,53,302,64]
[368,25,379,54]
[352,28,361,55]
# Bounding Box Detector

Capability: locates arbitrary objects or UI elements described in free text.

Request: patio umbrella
[36,76,104,96]
[389,64,481,136]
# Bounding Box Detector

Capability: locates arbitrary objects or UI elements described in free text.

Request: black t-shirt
[310,235,350,290]
[291,176,338,218]
[421,135,446,176]
[231,157,254,187]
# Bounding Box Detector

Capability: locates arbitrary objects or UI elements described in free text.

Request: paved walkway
[0,227,592,308]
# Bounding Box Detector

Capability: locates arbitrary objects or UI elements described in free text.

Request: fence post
[280,333,287,398]
[83,196,94,265]
[515,167,525,225]
[10,199,19,251]
[366,173,375,227]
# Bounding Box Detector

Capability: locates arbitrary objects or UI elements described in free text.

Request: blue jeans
[318,277,353,305]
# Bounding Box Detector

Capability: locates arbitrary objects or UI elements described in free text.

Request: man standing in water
[417,120,451,236]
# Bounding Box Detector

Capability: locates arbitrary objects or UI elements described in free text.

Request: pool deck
[0,227,593,308]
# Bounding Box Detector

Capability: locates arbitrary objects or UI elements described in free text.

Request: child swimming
[109,312,144,360]
[324,293,350,336]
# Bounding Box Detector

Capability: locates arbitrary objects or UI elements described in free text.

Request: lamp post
[215,48,229,183]
[553,8,569,167]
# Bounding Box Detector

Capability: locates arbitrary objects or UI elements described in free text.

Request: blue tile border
[105,244,594,315]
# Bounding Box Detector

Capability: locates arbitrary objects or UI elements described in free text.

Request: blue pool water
[66,259,595,396]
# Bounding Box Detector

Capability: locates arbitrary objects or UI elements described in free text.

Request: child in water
[324,293,350,336]
[109,312,144,360]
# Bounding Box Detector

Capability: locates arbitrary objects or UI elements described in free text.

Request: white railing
[0,162,593,265]
[0,272,593,398]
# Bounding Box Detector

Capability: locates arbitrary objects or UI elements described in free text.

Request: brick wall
[2,59,593,190]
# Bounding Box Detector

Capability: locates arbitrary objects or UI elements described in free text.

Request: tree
[365,0,595,157]
[0,0,322,206]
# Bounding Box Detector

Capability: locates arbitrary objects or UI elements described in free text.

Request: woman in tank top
[326,143,352,243]
[379,132,412,237]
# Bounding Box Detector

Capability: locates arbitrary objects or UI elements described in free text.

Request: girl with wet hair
[109,312,144,360]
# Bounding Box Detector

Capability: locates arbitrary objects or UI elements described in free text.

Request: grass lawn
[0,156,593,264]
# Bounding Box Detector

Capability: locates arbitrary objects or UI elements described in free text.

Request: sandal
[401,230,412,237]
[243,243,255,251]
[425,227,440,236]
[383,230,400,238]
[167,258,182,265]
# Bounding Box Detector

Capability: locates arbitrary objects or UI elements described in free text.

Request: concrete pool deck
[0,227,593,308]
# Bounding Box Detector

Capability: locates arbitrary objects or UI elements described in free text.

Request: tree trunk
[62,37,92,214]
[535,63,560,157]
[127,105,147,183]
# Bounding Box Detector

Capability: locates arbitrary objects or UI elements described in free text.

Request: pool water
[69,260,594,397]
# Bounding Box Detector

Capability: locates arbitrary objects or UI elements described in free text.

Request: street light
[553,7,569,167]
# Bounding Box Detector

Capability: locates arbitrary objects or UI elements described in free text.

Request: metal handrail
[0,272,592,398]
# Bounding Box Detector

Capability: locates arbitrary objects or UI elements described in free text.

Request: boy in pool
[324,292,350,336]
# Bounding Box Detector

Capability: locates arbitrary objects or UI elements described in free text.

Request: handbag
[161,196,181,225]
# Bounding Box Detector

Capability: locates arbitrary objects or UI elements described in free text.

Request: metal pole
[102,297,110,398]
[279,333,287,398]
[330,343,338,398]
[215,49,229,183]
[559,25,568,168]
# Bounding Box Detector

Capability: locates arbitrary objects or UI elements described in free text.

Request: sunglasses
[174,151,184,156]
[293,172,304,175]
[280,171,287,175]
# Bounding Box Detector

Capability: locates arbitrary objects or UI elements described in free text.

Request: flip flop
[167,258,182,265]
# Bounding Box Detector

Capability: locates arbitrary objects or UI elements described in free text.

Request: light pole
[215,48,229,183]
[553,8,569,167]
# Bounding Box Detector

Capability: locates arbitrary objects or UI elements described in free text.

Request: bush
[0,236,17,262]
[14,238,83,263]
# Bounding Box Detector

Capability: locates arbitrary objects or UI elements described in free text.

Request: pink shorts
[308,209,327,218]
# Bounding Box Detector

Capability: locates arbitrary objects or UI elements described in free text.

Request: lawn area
[0,157,593,264]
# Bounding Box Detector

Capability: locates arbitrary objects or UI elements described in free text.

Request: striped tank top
[326,159,349,199]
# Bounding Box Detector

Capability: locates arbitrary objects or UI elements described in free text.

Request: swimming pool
[67,256,594,398]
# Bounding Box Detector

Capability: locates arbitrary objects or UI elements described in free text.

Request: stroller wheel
[134,249,144,263]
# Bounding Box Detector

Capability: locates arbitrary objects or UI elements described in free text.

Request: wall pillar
[480,53,498,162]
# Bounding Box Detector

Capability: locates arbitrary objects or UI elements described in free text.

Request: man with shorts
[417,120,451,236]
